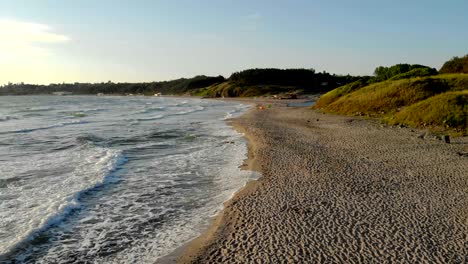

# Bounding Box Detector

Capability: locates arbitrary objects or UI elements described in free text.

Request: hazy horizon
[1,0,467,85]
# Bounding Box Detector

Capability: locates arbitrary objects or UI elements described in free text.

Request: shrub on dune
[388,67,438,81]
[322,77,449,115]
[439,55,468,74]
[390,91,468,132]
[313,78,371,109]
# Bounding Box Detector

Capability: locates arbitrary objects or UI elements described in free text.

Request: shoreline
[157,102,264,264]
[176,99,467,263]
[173,99,314,263]
[175,106,263,263]
[175,98,310,263]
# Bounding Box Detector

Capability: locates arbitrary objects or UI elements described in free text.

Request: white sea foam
[0,145,125,256]
[0,96,257,263]
[136,106,166,114]
[87,120,257,263]
[175,106,205,115]
[224,104,251,120]
[136,115,165,121]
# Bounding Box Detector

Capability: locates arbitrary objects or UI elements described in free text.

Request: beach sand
[179,101,468,263]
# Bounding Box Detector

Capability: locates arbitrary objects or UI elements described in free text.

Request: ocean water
[0,96,257,263]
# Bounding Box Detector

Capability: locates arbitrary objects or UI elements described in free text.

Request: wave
[0,176,23,189]
[137,107,166,114]
[0,148,127,260]
[76,128,187,149]
[22,113,45,117]
[0,116,19,122]
[134,106,205,122]
[84,108,106,113]
[224,104,249,120]
[1,121,90,135]
[174,106,205,116]
[76,134,106,146]
[58,108,105,117]
[0,96,254,263]
[167,101,188,107]
[71,112,87,118]
[136,115,165,122]
[224,110,236,120]
[15,107,55,113]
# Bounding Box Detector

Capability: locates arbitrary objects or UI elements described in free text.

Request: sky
[0,0,467,84]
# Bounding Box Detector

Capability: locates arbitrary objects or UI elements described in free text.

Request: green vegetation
[0,68,359,97]
[374,64,437,82]
[388,67,438,80]
[229,68,325,86]
[313,77,372,108]
[314,67,440,110]
[314,56,468,134]
[0,75,225,96]
[439,55,468,74]
[192,68,360,97]
[389,91,468,131]
[317,75,468,116]
[193,82,303,97]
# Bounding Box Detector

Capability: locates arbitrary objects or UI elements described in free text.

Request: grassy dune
[389,91,468,129]
[313,79,370,108]
[193,82,301,97]
[314,74,468,134]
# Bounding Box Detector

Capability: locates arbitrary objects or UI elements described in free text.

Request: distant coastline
[0,68,359,97]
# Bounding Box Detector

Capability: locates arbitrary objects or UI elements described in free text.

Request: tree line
[373,64,437,82]
[439,55,468,74]
[0,69,360,96]
[228,68,360,92]
[0,75,225,96]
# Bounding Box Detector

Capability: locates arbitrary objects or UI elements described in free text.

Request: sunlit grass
[193,81,298,97]
[313,79,369,108]
[314,74,468,134]
[388,91,468,134]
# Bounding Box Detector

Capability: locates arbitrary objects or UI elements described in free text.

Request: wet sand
[179,101,468,263]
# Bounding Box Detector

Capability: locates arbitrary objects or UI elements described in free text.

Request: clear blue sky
[0,0,467,84]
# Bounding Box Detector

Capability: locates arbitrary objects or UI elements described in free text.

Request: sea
[0,96,257,263]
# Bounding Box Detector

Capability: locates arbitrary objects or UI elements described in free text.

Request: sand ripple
[181,104,468,263]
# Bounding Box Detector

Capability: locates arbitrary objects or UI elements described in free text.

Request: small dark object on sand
[443,135,450,144]
[316,119,319,122]
[458,152,468,157]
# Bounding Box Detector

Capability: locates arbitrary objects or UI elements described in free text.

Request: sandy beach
[179,100,468,263]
